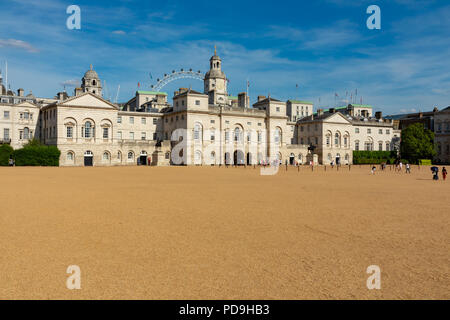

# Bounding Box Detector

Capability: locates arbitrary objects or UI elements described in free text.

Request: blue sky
[0,0,449,114]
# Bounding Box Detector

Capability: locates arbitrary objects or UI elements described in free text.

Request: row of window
[19,112,33,120]
[116,131,156,140]
[436,143,450,155]
[1,111,34,120]
[354,141,391,151]
[355,127,390,134]
[300,124,319,132]
[326,153,351,162]
[66,150,147,162]
[192,125,282,144]
[175,99,201,107]
[325,132,350,148]
[436,123,450,132]
[0,128,33,140]
[117,116,158,125]
[44,109,56,120]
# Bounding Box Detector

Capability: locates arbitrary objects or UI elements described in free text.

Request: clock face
[217,81,224,90]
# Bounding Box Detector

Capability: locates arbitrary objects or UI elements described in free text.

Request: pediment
[16,101,38,108]
[60,93,118,110]
[323,112,352,124]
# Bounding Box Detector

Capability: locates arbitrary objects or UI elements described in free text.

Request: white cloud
[112,30,126,35]
[0,39,39,53]
[60,79,79,87]
[265,20,362,50]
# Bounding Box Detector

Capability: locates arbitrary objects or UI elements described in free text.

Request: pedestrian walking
[371,165,376,175]
[406,163,411,174]
[443,167,447,181]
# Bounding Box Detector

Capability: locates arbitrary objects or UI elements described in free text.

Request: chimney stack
[257,95,266,102]
[17,88,24,97]
[375,111,382,119]
[317,108,323,116]
[238,92,248,108]
[329,108,336,113]
[74,87,83,96]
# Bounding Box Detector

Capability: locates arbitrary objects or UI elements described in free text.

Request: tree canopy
[400,123,436,163]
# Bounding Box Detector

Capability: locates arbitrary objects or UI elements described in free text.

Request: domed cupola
[81,64,102,96]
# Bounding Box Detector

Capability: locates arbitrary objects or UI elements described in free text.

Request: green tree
[0,144,14,166]
[400,123,436,163]
[23,138,43,147]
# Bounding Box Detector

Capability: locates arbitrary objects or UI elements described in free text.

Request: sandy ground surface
[0,165,449,299]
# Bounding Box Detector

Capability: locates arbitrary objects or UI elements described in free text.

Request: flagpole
[5,60,7,91]
[246,78,249,108]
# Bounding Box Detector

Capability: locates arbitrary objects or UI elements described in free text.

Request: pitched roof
[174,89,205,97]
[49,92,119,110]
[253,96,283,106]
[298,111,352,123]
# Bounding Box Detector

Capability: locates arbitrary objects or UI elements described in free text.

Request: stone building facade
[1,49,401,166]
[0,101,40,149]
[297,107,399,165]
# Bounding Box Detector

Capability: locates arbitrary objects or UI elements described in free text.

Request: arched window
[103,151,110,161]
[386,142,390,151]
[345,154,349,161]
[92,80,96,86]
[127,151,134,161]
[343,132,350,148]
[194,123,202,141]
[326,134,331,147]
[355,140,360,151]
[117,151,122,160]
[67,151,74,162]
[378,141,383,151]
[365,138,373,151]
[274,127,281,144]
[23,127,30,140]
[234,127,242,142]
[165,152,170,160]
[83,121,93,138]
[194,150,202,165]
[334,132,341,147]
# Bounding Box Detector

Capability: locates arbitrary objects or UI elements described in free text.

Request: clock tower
[204,46,228,105]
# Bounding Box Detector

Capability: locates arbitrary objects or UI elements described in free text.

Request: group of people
[431,166,447,181]
[374,162,411,175]
[372,162,447,181]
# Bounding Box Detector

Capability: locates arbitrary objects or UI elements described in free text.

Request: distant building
[435,106,450,164]
[385,108,439,131]
[297,107,399,165]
